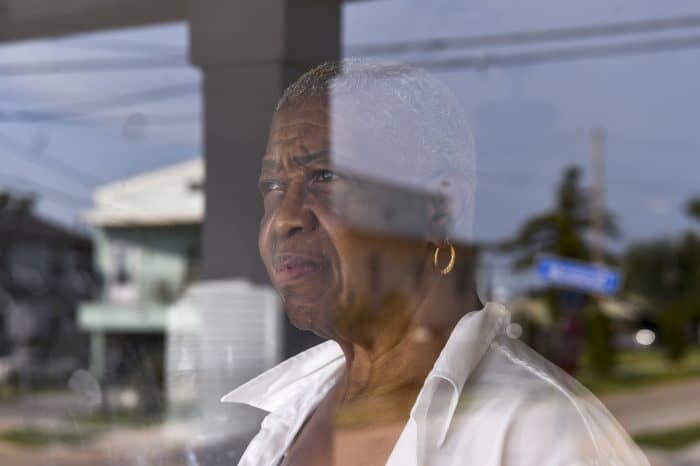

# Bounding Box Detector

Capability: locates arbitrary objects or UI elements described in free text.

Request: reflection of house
[0,193,95,380]
[166,279,283,439]
[78,159,203,389]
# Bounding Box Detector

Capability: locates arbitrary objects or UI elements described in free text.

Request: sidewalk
[601,378,700,434]
[599,378,700,466]
[1,379,700,465]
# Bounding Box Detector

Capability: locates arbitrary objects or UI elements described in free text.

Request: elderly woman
[222,59,647,466]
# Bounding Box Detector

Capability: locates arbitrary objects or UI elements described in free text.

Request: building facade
[79,159,203,402]
[0,192,94,382]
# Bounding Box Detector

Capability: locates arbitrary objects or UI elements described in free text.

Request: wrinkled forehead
[266,102,330,154]
[264,98,448,240]
[265,97,426,183]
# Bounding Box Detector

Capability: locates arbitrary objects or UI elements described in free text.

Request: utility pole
[590,127,606,264]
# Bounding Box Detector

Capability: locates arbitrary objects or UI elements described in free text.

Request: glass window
[0,3,698,465]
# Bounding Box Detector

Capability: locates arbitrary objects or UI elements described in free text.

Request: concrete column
[184,2,340,446]
[89,332,106,380]
[188,0,341,283]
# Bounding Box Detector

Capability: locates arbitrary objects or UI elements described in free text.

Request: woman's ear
[430,176,474,244]
[452,178,475,243]
[426,190,451,244]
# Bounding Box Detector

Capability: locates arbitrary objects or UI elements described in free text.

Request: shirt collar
[221,302,509,445]
[221,339,344,413]
[411,302,509,447]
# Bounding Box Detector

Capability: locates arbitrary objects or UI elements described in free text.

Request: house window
[106,240,141,304]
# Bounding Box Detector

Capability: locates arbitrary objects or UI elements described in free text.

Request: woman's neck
[336,270,481,402]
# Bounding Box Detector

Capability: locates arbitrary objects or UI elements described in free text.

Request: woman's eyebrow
[261,158,282,172]
[292,150,330,167]
[261,150,330,174]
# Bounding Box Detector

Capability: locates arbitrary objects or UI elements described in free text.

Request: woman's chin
[282,292,336,333]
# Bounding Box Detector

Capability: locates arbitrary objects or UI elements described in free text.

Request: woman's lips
[273,254,323,285]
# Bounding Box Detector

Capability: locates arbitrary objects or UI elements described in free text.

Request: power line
[0,82,199,123]
[53,38,184,57]
[0,131,102,188]
[107,111,201,125]
[347,13,700,56]
[408,33,700,71]
[2,14,697,77]
[477,168,697,196]
[29,112,202,127]
[0,55,188,76]
[0,170,91,208]
[2,36,696,126]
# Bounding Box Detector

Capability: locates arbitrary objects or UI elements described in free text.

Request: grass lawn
[577,346,700,395]
[634,423,700,450]
[77,408,162,427]
[0,409,159,448]
[0,382,17,402]
[0,427,90,447]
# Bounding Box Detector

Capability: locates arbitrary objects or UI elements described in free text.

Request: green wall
[94,224,200,306]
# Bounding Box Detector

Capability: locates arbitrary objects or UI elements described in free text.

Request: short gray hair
[277,58,477,239]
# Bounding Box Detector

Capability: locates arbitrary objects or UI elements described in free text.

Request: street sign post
[537,256,621,295]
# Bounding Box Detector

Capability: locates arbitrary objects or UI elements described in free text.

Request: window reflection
[0,3,699,466]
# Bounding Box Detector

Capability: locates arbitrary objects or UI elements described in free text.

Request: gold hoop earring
[433,240,456,275]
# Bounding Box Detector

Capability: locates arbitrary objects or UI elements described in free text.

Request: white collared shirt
[222,303,649,466]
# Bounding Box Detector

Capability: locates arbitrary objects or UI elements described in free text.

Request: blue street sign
[537,256,621,295]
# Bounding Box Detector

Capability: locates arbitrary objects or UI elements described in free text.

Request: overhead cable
[0,131,102,188]
[0,82,199,123]
[347,13,700,56]
[0,55,187,76]
[53,38,184,57]
[408,34,700,71]
[0,170,91,208]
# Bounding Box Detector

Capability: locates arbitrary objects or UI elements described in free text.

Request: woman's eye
[313,169,339,183]
[260,180,283,194]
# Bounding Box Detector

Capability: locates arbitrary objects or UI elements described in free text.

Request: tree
[503,166,620,373]
[504,166,619,270]
[584,301,615,375]
[0,190,36,214]
[687,196,700,223]
[623,196,700,361]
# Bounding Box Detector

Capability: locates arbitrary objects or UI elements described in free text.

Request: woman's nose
[272,183,318,239]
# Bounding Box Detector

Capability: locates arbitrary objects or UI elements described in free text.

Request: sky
[0,0,699,248]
